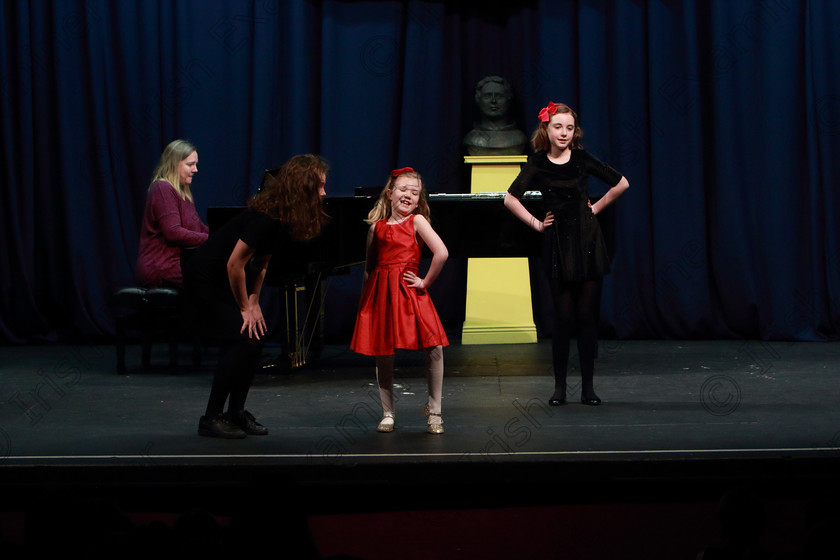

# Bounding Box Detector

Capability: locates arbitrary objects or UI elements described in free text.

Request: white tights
[375,345,444,416]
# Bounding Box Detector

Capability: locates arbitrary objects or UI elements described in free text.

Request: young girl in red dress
[350,167,449,434]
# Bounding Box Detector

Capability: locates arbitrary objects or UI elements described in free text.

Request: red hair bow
[391,166,415,177]
[538,102,558,122]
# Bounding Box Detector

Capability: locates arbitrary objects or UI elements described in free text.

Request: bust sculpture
[463,76,528,156]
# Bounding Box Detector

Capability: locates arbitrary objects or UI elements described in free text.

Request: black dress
[508,150,622,282]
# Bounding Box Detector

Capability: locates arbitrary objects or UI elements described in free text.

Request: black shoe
[198,413,247,438]
[231,409,269,436]
[581,394,602,406]
[548,396,567,406]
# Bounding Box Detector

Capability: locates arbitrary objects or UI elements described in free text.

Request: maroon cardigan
[135,180,208,287]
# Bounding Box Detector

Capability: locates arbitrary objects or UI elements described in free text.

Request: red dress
[350,215,449,356]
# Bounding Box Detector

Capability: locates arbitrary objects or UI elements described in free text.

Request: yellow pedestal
[461,155,537,345]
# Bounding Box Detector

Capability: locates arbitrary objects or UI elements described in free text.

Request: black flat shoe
[581,395,602,406]
[198,413,247,439]
[548,396,567,406]
[231,409,269,435]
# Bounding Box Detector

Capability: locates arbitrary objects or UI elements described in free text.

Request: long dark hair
[248,154,330,241]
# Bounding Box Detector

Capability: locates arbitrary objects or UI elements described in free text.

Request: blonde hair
[365,170,431,225]
[530,102,584,152]
[248,153,330,242]
[150,139,197,201]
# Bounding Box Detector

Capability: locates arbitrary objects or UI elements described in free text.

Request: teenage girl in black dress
[504,102,629,406]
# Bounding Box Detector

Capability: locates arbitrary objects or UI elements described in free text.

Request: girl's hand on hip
[403,270,426,291]
[542,211,555,229]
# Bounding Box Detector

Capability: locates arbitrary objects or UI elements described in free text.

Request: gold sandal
[377,412,395,433]
[423,403,444,434]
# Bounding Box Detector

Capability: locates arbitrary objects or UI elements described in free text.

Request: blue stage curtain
[1,0,839,344]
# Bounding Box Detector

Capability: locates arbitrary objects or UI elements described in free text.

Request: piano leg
[272,274,327,370]
[285,283,308,368]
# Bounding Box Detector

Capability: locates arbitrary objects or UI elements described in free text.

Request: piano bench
[111,286,200,374]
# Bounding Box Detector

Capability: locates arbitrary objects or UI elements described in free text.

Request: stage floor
[2,339,840,509]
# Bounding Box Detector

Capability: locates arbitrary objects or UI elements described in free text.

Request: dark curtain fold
[1,0,838,345]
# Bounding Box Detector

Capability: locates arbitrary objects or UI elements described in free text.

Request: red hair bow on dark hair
[538,101,558,122]
[391,166,415,177]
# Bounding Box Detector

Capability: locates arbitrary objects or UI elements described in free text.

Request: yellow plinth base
[462,258,537,344]
[461,155,536,345]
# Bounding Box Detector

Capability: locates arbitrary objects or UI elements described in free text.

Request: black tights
[205,338,263,417]
[549,279,602,401]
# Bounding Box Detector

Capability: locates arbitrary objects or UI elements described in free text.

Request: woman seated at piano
[183,153,330,439]
[135,139,209,288]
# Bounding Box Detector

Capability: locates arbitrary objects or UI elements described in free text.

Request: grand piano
[207,192,545,276]
[206,192,546,368]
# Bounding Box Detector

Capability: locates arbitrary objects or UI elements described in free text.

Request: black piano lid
[206,191,546,271]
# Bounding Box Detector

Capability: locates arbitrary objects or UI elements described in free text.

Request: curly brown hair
[248,154,330,242]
